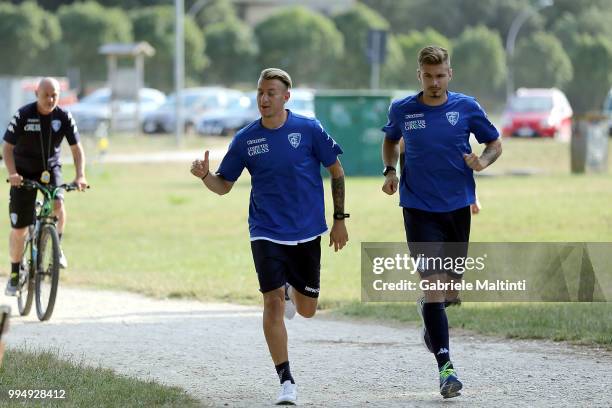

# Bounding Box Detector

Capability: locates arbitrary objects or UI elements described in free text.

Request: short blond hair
[418,46,450,67]
[259,68,292,89]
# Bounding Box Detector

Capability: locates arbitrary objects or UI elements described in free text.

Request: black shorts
[402,206,471,278]
[250,237,321,298]
[8,167,63,229]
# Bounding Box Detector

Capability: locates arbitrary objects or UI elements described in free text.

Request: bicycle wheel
[17,230,35,316]
[35,224,60,321]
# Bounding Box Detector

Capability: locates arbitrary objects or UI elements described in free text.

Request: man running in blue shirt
[191,68,349,405]
[381,46,502,399]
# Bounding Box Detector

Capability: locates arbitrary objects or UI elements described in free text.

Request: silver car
[143,87,245,134]
[195,88,316,137]
[69,87,166,134]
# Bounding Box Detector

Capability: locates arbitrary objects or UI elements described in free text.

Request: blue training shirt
[217,110,343,242]
[383,91,499,212]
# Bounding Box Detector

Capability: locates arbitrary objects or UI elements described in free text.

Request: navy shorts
[250,237,321,298]
[402,206,471,278]
[9,167,63,229]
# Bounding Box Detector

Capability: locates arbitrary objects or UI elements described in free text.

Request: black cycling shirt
[3,102,80,175]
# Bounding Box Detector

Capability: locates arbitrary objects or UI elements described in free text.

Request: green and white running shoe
[439,361,462,399]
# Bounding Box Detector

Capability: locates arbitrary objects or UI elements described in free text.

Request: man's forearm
[202,172,232,195]
[72,144,85,177]
[480,139,502,167]
[3,143,17,175]
[382,138,400,168]
[331,175,345,214]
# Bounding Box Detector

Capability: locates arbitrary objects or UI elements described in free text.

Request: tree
[393,28,452,89]
[552,8,612,55]
[0,1,61,75]
[380,36,408,89]
[451,25,506,106]
[513,32,572,89]
[563,35,612,114]
[542,0,612,29]
[194,0,238,29]
[26,0,198,11]
[131,6,207,91]
[254,7,343,87]
[203,19,258,86]
[332,3,402,89]
[58,2,132,87]
[361,0,538,40]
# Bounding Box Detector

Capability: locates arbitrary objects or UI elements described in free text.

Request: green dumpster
[314,90,395,176]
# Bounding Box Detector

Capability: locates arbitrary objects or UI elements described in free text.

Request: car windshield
[509,96,553,113]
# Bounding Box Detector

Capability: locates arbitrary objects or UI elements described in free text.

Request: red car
[502,88,573,141]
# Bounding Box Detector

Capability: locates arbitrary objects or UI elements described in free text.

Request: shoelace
[439,362,456,380]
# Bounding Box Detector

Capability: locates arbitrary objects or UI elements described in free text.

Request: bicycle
[10,179,85,321]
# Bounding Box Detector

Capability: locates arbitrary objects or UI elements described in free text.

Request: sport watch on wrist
[383,166,396,176]
[333,212,350,220]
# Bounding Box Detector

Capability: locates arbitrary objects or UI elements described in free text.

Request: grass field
[0,348,198,407]
[1,137,611,347]
[78,132,230,156]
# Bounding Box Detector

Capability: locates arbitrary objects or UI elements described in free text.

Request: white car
[69,88,166,134]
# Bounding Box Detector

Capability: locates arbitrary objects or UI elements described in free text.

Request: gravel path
[2,287,609,407]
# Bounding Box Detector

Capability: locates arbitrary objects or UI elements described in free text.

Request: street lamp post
[505,0,554,101]
[174,0,184,146]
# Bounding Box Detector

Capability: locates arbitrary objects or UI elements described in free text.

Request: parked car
[69,87,166,134]
[196,93,257,136]
[286,88,315,118]
[603,87,612,136]
[195,88,316,136]
[142,87,244,134]
[501,88,573,140]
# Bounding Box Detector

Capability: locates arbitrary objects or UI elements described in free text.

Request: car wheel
[184,122,194,134]
[143,121,157,134]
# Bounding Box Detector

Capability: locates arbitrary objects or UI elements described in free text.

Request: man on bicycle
[3,77,88,296]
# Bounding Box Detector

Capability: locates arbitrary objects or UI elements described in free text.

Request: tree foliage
[194,0,238,29]
[392,28,452,89]
[254,7,344,87]
[361,0,537,40]
[58,1,132,84]
[451,25,506,104]
[514,31,572,89]
[0,1,61,75]
[131,6,207,91]
[203,19,258,86]
[563,35,612,114]
[331,3,401,88]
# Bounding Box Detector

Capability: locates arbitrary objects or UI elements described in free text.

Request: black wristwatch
[333,212,350,220]
[383,166,396,176]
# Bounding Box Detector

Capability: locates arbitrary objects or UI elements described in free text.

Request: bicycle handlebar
[6,178,90,192]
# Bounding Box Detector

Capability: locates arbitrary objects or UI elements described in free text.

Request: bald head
[36,77,60,115]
